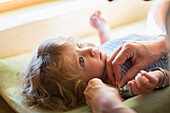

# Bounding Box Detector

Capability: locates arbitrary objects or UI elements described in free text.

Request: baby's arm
[90,11,112,44]
[128,69,169,95]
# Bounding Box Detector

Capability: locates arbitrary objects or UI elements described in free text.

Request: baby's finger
[120,66,140,87]
[135,74,151,92]
[140,70,157,84]
[137,73,153,89]
[128,80,133,87]
[131,80,142,94]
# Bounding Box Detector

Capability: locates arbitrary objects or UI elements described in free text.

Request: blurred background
[0,0,154,58]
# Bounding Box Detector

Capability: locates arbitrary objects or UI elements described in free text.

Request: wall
[0,0,153,58]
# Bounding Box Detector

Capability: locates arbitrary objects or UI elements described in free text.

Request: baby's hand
[128,70,161,95]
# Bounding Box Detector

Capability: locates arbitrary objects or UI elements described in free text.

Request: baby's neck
[101,69,114,85]
[102,55,110,83]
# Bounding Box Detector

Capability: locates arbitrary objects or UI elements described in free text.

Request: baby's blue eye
[79,57,84,67]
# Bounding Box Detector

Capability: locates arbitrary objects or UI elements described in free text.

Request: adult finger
[88,78,104,86]
[107,46,122,84]
[111,46,134,84]
[84,78,103,96]
[84,78,104,106]
[85,96,91,106]
[120,65,140,87]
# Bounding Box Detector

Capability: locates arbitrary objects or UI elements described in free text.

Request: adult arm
[84,78,136,113]
[166,0,170,50]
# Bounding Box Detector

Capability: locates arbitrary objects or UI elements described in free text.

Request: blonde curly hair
[22,35,87,111]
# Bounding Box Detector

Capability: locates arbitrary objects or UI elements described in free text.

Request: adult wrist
[92,89,122,113]
[112,104,136,113]
[150,35,168,59]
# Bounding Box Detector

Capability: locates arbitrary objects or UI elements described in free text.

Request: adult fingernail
[106,56,109,61]
[112,81,115,86]
[118,82,121,87]
[119,82,123,88]
[116,81,119,85]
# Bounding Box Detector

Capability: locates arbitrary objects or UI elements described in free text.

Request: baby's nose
[87,47,95,57]
[85,46,98,56]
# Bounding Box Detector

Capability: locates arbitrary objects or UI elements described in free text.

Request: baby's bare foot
[90,11,112,44]
[90,11,108,31]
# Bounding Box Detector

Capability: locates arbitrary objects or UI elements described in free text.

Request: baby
[22,11,169,111]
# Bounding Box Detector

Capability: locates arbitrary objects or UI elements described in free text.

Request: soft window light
[0,0,12,3]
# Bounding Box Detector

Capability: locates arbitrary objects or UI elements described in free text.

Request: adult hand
[84,78,121,113]
[84,78,136,113]
[106,36,167,87]
[84,78,120,106]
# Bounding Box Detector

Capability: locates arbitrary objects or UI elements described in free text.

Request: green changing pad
[0,52,170,113]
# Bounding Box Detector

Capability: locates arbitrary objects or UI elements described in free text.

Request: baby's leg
[90,11,112,44]
[147,0,169,35]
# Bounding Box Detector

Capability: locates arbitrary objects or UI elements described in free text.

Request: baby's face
[68,42,108,82]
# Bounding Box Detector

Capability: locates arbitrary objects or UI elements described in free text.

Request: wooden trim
[0,0,50,13]
[0,96,15,113]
